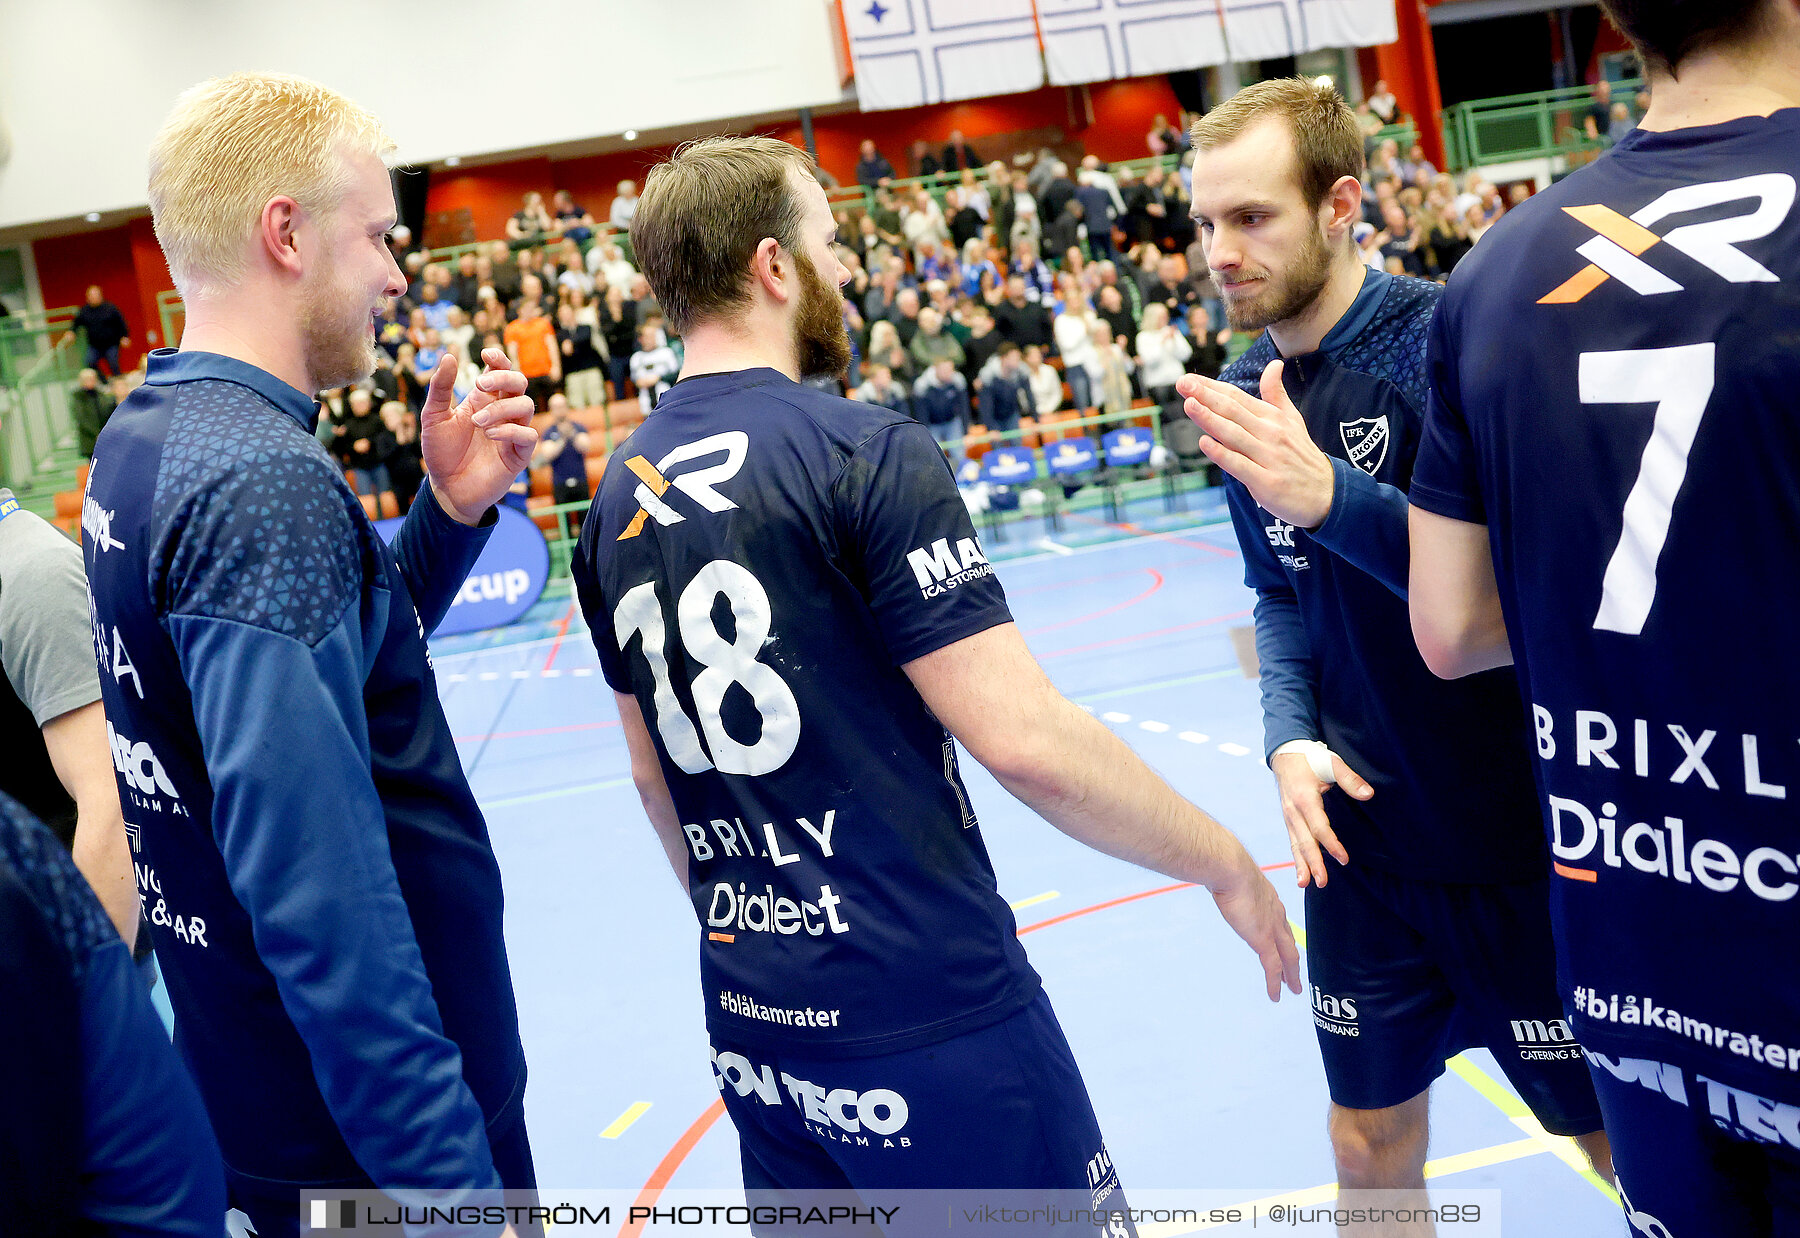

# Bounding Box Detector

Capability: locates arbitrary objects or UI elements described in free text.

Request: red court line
[451,720,619,744]
[1011,558,1194,597]
[1037,607,1251,659]
[1066,512,1241,558]
[542,600,579,672]
[1021,569,1165,637]
[617,1099,730,1238]
[622,858,1297,1224]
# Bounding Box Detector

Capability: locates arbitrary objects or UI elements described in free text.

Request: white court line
[1034,537,1074,556]
[481,775,637,809]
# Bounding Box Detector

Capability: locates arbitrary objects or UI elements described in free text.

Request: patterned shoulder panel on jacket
[0,792,116,981]
[1329,275,1441,417]
[1218,330,1281,398]
[149,381,371,647]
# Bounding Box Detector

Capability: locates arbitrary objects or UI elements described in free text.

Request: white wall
[0,0,845,232]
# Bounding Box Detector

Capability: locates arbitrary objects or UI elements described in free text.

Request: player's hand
[1178,361,1336,529]
[421,348,539,526]
[1270,747,1372,889]
[1209,850,1303,1001]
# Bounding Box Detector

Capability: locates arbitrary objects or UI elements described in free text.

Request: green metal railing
[0,309,86,495]
[1438,80,1643,173]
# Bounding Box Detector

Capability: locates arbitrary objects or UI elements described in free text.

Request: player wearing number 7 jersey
[572,136,1298,1206]
[1410,2,1800,1231]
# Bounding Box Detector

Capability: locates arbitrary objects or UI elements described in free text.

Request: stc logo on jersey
[1539,173,1795,304]
[616,431,748,540]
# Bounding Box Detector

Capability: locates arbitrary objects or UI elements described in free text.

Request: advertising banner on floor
[374,503,550,636]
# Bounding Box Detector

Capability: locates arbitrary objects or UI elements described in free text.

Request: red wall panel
[33,225,147,371]
[423,76,1185,237]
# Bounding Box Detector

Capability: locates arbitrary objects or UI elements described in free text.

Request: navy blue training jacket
[84,349,527,1203]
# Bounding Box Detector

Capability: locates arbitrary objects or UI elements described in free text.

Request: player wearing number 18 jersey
[1410,2,1800,1230]
[573,136,1299,1204]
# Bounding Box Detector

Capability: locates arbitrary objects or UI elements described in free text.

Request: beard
[299,262,379,392]
[1216,223,1333,332]
[790,248,852,382]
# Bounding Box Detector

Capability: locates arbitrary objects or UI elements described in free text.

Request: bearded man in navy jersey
[573,135,1299,1209]
[1410,1,1800,1232]
[1175,78,1612,1219]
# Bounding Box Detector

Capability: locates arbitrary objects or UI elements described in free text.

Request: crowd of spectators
[297,77,1640,507]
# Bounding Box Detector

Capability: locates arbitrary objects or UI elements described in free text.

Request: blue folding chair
[1102,427,1160,521]
[977,446,1040,541]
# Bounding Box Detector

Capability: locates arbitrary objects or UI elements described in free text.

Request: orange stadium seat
[53,490,82,519]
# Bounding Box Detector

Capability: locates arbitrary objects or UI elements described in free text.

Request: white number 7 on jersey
[1579,343,1716,635]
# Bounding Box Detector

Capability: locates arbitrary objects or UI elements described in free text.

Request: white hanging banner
[1298,0,1398,52]
[1219,0,1303,61]
[1039,0,1233,86]
[846,0,1045,111]
[1221,0,1399,62]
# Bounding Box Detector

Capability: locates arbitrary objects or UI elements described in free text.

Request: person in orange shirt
[503,300,561,410]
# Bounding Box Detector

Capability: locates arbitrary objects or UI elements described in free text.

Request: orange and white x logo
[1539,172,1795,304]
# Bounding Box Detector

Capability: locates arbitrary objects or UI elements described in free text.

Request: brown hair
[1189,77,1363,210]
[630,135,814,334]
[1598,0,1772,76]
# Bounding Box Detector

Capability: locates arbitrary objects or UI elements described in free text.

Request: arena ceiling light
[85,212,101,222]
[623,130,638,141]
[445,155,461,167]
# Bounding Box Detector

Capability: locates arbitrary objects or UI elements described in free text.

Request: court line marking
[1021,569,1166,637]
[481,774,636,809]
[543,600,580,672]
[454,720,620,745]
[1038,608,1252,660]
[1287,919,1618,1208]
[600,1101,654,1139]
[1008,890,1060,911]
[1155,1137,1559,1236]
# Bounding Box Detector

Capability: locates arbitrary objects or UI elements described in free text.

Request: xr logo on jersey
[1540,173,1795,304]
[617,431,749,540]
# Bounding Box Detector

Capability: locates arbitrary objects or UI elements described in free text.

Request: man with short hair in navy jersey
[1174,78,1612,1210]
[573,134,1300,1204]
[86,72,539,1238]
[1409,2,1800,1231]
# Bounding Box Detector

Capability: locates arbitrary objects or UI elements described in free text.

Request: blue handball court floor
[426,490,1622,1236]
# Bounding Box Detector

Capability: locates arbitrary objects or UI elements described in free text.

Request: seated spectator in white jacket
[1135,303,1192,407]
[1023,344,1063,415]
[1053,296,1100,409]
[629,324,679,412]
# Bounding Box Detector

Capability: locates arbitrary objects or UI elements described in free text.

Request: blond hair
[630,135,814,334]
[1190,78,1363,210]
[148,72,393,298]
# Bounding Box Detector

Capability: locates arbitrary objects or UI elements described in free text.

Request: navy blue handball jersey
[573,368,1039,1059]
[1412,111,1800,1104]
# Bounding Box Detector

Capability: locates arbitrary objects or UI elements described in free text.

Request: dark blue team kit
[573,370,1131,1218]
[1413,110,1800,1229]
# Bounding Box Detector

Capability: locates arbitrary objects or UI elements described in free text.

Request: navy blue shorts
[1304,863,1601,1134]
[1589,1053,1800,1238]
[711,989,1132,1233]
